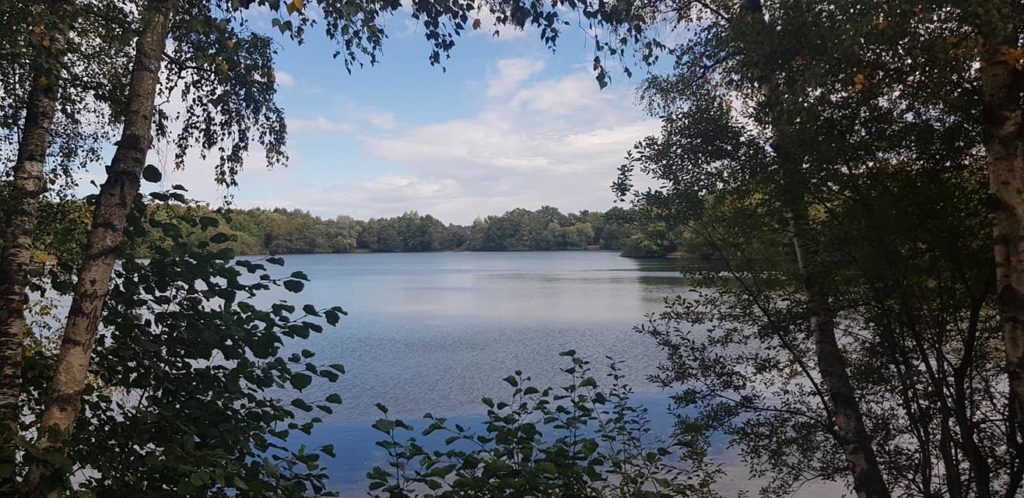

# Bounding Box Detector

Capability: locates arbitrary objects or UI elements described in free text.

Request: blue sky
[140,10,660,224]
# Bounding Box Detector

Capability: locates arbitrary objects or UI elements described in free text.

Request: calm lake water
[259,251,688,493]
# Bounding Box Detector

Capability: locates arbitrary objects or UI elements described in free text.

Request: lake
[260,251,688,493]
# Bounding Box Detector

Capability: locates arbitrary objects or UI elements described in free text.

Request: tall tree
[23,0,180,493]
[741,1,890,493]
[0,0,135,491]
[975,0,1024,443]
[633,1,892,493]
[0,5,68,491]
[617,0,1024,495]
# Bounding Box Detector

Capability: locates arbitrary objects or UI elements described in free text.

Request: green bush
[19,189,346,496]
[367,352,718,497]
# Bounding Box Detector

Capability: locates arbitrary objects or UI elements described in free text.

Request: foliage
[0,0,134,191]
[17,188,348,496]
[366,351,717,497]
[119,204,650,256]
[613,0,1021,495]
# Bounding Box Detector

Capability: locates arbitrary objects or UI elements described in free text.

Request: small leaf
[199,216,220,229]
[324,310,341,326]
[142,164,162,183]
[290,373,312,391]
[283,279,304,293]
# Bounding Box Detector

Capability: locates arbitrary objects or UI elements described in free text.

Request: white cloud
[366,111,396,130]
[263,59,659,223]
[96,56,659,225]
[487,58,545,97]
[287,117,355,133]
[286,102,395,135]
[275,70,295,87]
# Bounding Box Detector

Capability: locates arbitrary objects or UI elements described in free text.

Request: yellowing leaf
[473,18,482,30]
[853,73,866,92]
[41,36,50,48]
[225,39,234,49]
[1005,48,1024,66]
[218,62,228,74]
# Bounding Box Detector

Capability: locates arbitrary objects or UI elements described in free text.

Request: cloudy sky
[130,11,660,225]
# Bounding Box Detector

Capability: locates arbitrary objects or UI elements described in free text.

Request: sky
[113,10,662,225]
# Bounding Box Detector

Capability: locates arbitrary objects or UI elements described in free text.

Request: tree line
[171,205,638,255]
[27,201,692,256]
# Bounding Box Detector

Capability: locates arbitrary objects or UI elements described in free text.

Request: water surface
[261,251,688,492]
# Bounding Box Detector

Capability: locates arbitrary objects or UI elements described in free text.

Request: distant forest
[137,204,694,258]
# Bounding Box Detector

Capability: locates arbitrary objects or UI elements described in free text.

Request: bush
[367,351,718,497]
[19,189,346,496]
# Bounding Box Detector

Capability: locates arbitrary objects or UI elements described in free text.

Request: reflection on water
[260,251,689,422]
[250,253,845,495]
[251,251,691,493]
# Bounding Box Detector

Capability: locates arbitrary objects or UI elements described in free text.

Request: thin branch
[162,51,215,75]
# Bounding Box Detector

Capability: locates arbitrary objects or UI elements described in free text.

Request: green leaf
[210,232,230,244]
[325,393,342,404]
[142,164,162,183]
[291,398,314,412]
[536,461,557,474]
[324,310,341,326]
[290,373,313,391]
[199,216,220,229]
[283,279,304,293]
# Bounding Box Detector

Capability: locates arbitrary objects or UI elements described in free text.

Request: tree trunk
[0,9,67,495]
[979,37,1024,450]
[788,192,891,498]
[735,1,891,495]
[21,1,177,495]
